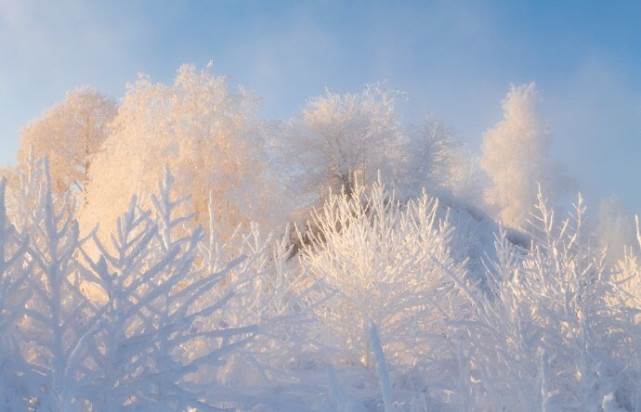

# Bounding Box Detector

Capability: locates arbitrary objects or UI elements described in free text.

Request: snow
[2,158,640,411]
[3,71,640,411]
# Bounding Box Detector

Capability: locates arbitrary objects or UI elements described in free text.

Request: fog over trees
[1,63,640,411]
[5,65,570,237]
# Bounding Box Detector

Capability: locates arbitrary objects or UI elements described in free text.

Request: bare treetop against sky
[1,1,641,210]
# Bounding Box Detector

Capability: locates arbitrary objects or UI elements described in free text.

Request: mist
[1,2,641,411]
[2,1,641,211]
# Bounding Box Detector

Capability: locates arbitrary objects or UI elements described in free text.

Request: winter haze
[2,1,641,211]
[1,1,641,411]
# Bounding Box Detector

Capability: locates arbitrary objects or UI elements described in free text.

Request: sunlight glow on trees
[480,83,550,229]
[80,64,282,239]
[18,88,116,197]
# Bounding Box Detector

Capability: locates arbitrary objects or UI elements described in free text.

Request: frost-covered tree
[80,63,281,241]
[299,179,465,369]
[403,120,455,193]
[18,88,116,197]
[286,85,405,211]
[480,83,550,229]
[401,119,485,205]
[0,166,16,184]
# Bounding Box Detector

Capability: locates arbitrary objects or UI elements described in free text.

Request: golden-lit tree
[80,64,281,239]
[18,88,117,197]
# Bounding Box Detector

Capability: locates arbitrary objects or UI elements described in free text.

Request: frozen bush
[447,190,636,411]
[299,178,466,370]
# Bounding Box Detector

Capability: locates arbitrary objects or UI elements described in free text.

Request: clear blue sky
[1,1,640,212]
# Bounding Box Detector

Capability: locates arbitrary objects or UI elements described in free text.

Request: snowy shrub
[3,158,641,411]
[69,171,260,411]
[448,189,637,411]
[0,161,303,411]
[196,219,320,403]
[0,178,32,410]
[299,179,466,371]
[12,159,91,411]
[613,218,641,310]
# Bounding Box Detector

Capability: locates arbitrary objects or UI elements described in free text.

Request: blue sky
[1,1,640,212]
